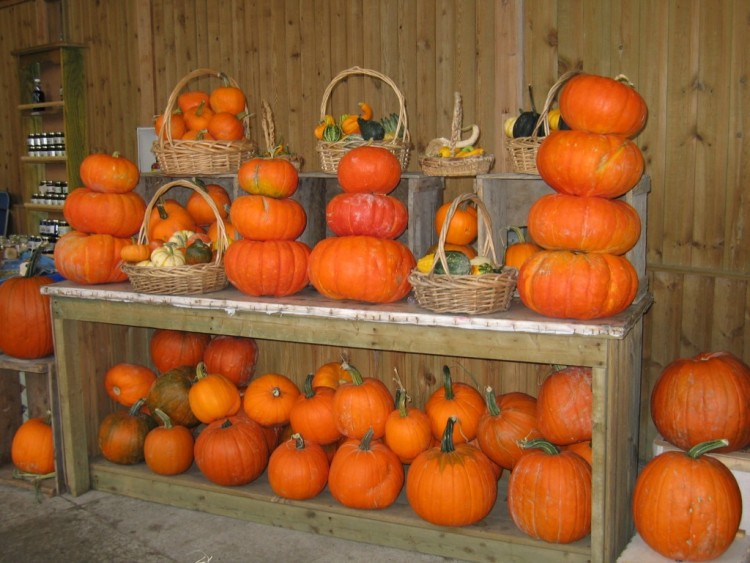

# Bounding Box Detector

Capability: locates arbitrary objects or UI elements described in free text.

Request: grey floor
[0,483,462,563]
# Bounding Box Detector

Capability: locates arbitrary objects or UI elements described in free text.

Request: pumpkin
[434,200,478,246]
[328,427,404,510]
[229,195,307,241]
[146,365,200,428]
[632,439,742,561]
[267,433,330,500]
[504,227,542,270]
[243,372,300,427]
[0,246,54,359]
[517,250,638,319]
[326,192,408,239]
[561,441,592,466]
[79,152,140,194]
[559,73,648,137]
[194,415,269,486]
[289,374,342,446]
[207,218,240,250]
[650,351,750,453]
[237,157,299,198]
[186,182,230,225]
[507,439,592,543]
[184,239,213,265]
[11,415,55,474]
[333,361,394,440]
[181,128,213,141]
[424,365,485,445]
[188,362,241,424]
[183,102,214,131]
[311,360,352,390]
[154,112,187,140]
[120,243,151,263]
[476,388,542,470]
[308,236,415,304]
[224,239,311,297]
[336,146,401,195]
[143,408,194,476]
[63,188,146,238]
[537,366,593,445]
[209,78,246,114]
[53,231,130,284]
[384,386,433,464]
[203,335,258,388]
[426,242,477,260]
[147,199,198,243]
[98,398,156,465]
[207,111,245,141]
[528,194,641,255]
[536,130,644,199]
[322,123,343,142]
[149,329,211,373]
[177,89,210,114]
[104,363,157,408]
[406,416,497,526]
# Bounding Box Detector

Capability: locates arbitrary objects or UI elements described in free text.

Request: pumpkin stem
[686,439,729,459]
[156,199,169,220]
[519,437,559,455]
[217,72,231,87]
[221,418,233,429]
[128,397,148,417]
[291,432,306,450]
[508,226,528,245]
[24,244,46,278]
[303,373,315,398]
[153,408,174,429]
[442,365,456,400]
[527,84,538,113]
[440,416,457,454]
[394,387,410,418]
[192,177,207,191]
[613,74,635,88]
[194,362,208,382]
[358,427,375,451]
[484,386,501,417]
[341,360,364,386]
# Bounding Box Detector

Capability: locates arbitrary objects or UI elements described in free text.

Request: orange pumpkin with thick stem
[54,231,130,284]
[207,111,245,140]
[11,415,55,474]
[336,146,401,194]
[188,362,241,424]
[143,408,194,476]
[384,386,433,464]
[268,433,330,500]
[229,195,306,241]
[183,102,214,131]
[147,199,198,243]
[154,112,186,139]
[332,361,393,440]
[203,335,258,388]
[177,89,210,114]
[63,188,147,237]
[104,363,157,408]
[207,218,240,250]
[149,329,211,374]
[237,157,299,198]
[537,366,592,446]
[424,365,485,445]
[243,373,301,427]
[120,243,151,263]
[80,152,140,194]
[225,239,310,297]
[289,374,342,446]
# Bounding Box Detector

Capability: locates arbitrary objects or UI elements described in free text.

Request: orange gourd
[186,182,230,225]
[202,335,258,388]
[336,146,401,195]
[243,373,301,427]
[224,239,311,297]
[80,152,140,194]
[311,360,352,390]
[237,157,299,198]
[63,188,147,237]
[147,199,198,243]
[434,201,478,245]
[537,366,592,446]
[229,195,307,241]
[53,231,130,285]
[504,227,542,270]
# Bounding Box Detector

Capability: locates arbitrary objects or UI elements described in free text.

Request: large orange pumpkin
[237,157,299,198]
[54,231,130,284]
[517,250,638,319]
[229,195,307,241]
[80,152,140,194]
[202,335,258,388]
[147,199,198,243]
[332,361,393,440]
[336,146,401,194]
[11,416,55,474]
[289,374,342,446]
[225,239,311,297]
[650,351,750,453]
[536,366,593,446]
[63,188,147,237]
[308,236,415,304]
[186,182,230,225]
[326,192,408,239]
[149,329,211,373]
[267,433,330,500]
[528,194,641,255]
[632,439,742,561]
[536,130,644,199]
[104,363,157,408]
[424,365,485,445]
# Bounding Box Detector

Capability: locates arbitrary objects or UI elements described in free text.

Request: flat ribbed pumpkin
[326,192,408,239]
[229,194,307,241]
[63,188,147,237]
[224,239,311,297]
[53,231,130,284]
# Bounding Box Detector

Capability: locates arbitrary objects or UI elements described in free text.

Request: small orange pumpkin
[188,363,241,424]
[237,157,299,198]
[104,363,157,408]
[11,415,55,474]
[243,373,301,427]
[268,433,330,500]
[143,408,194,476]
[434,201,478,245]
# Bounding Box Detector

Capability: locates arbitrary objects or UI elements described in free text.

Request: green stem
[519,437,560,455]
[484,386,500,417]
[303,373,315,398]
[358,428,375,451]
[442,365,455,400]
[342,360,364,386]
[129,397,147,417]
[153,408,173,429]
[395,388,409,418]
[440,416,457,454]
[687,439,729,459]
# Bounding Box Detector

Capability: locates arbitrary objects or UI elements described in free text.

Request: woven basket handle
[431,192,499,276]
[318,66,410,143]
[531,69,581,139]
[135,179,229,261]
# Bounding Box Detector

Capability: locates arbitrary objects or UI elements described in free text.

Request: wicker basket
[420,92,495,177]
[506,70,579,174]
[260,99,303,170]
[408,193,517,315]
[152,68,257,175]
[316,66,410,173]
[121,180,229,295]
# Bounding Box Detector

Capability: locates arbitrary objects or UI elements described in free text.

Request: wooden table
[44,281,652,563]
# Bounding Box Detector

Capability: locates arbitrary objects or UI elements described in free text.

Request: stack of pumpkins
[55,152,145,285]
[517,73,648,320]
[224,157,311,297]
[308,146,416,303]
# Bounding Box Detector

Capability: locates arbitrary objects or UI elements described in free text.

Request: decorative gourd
[243,372,301,427]
[145,365,200,428]
[79,152,140,194]
[328,427,405,510]
[104,363,157,408]
[202,335,258,388]
[224,239,311,297]
[537,366,593,445]
[432,250,472,275]
[63,188,146,238]
[536,130,644,199]
[166,229,194,248]
[528,194,641,255]
[98,398,156,465]
[336,146,401,195]
[406,416,497,526]
[289,374,342,446]
[194,415,269,486]
[384,385,433,464]
[11,415,55,475]
[149,329,211,373]
[120,243,151,263]
[332,361,394,440]
[650,351,750,453]
[229,195,307,241]
[188,362,241,424]
[268,433,330,500]
[311,360,352,390]
[434,201,478,245]
[322,123,342,142]
[517,250,638,319]
[53,231,130,284]
[503,227,542,270]
[507,439,592,544]
[237,157,299,198]
[184,239,213,265]
[143,408,194,476]
[185,182,230,225]
[424,365,485,445]
[0,246,54,359]
[559,73,648,137]
[326,193,408,240]
[632,439,742,561]
[476,388,542,470]
[308,236,415,304]
[150,243,186,267]
[147,199,198,243]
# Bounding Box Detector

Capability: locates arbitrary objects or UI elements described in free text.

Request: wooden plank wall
[1,0,749,461]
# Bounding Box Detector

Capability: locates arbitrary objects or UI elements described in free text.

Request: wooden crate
[475,173,650,298]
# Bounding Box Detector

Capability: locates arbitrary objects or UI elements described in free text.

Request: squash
[243,372,300,427]
[149,328,210,373]
[434,201,478,245]
[79,152,140,194]
[150,243,186,267]
[322,123,343,142]
[432,250,472,275]
[63,188,147,238]
[104,363,157,408]
[53,231,130,285]
[357,117,385,141]
[188,362,241,424]
[325,192,408,239]
[98,399,156,465]
[289,374,342,446]
[229,195,307,241]
[237,157,299,199]
[537,366,593,445]
[202,335,258,388]
[146,365,200,428]
[224,239,311,297]
[384,386,433,464]
[185,239,213,265]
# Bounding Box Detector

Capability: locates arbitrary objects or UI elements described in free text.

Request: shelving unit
[13,43,87,235]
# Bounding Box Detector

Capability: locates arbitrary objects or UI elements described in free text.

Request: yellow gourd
[150,244,187,267]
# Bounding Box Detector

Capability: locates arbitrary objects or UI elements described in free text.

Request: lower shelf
[90,459,591,563]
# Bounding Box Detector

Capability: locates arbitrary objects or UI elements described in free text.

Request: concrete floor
[0,483,461,563]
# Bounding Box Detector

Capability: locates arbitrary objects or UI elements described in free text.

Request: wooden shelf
[18,100,64,112]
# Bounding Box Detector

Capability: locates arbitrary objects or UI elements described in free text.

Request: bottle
[32,78,45,112]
